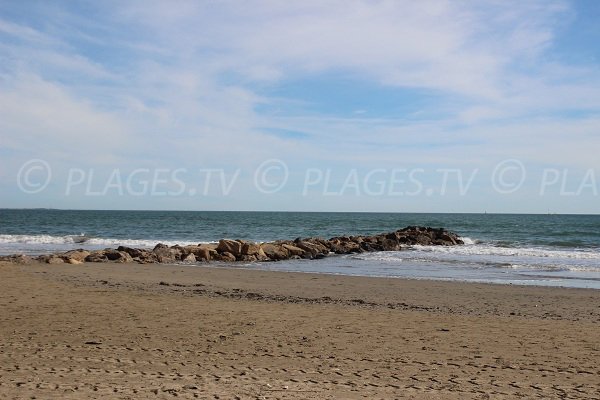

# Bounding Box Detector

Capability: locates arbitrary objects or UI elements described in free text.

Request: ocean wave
[501,264,600,272]
[0,234,207,248]
[412,242,600,260]
[460,236,477,245]
[348,253,404,262]
[348,237,600,274]
[0,234,82,244]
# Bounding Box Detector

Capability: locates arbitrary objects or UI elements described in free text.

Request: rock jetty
[1,226,463,265]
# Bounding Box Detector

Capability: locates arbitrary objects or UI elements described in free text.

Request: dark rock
[85,251,108,263]
[136,251,158,264]
[328,238,362,254]
[153,245,182,263]
[437,232,459,245]
[104,250,134,263]
[415,234,432,245]
[360,241,382,252]
[117,246,146,258]
[385,232,400,241]
[381,238,401,251]
[215,251,236,262]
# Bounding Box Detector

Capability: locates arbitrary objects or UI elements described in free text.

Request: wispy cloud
[0,0,598,211]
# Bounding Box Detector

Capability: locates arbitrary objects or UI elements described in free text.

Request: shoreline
[6,260,600,321]
[190,259,600,290]
[3,246,600,290]
[1,261,599,398]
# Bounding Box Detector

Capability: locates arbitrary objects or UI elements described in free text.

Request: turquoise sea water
[1,209,599,288]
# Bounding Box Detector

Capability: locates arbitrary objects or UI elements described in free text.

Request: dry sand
[0,261,599,399]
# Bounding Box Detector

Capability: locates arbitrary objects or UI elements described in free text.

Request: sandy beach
[1,261,598,399]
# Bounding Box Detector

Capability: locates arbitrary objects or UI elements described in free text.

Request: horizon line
[0,208,597,216]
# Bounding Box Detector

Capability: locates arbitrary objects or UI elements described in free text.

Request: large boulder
[153,244,182,263]
[360,241,382,252]
[392,226,464,246]
[260,243,289,261]
[184,245,215,262]
[216,239,243,257]
[380,238,401,251]
[46,255,65,264]
[0,254,32,264]
[104,249,134,263]
[281,243,306,257]
[137,251,159,263]
[294,239,329,259]
[414,234,433,246]
[117,246,146,259]
[327,238,362,254]
[116,247,157,263]
[61,249,90,263]
[215,251,236,262]
[84,251,109,263]
[435,231,463,245]
[241,242,268,261]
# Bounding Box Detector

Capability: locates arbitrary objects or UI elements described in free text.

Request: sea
[1,209,599,289]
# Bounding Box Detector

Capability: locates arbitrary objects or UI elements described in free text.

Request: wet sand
[1,261,599,399]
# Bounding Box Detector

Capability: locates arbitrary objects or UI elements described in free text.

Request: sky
[1,0,599,213]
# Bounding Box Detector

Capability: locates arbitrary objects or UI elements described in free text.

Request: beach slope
[0,261,598,399]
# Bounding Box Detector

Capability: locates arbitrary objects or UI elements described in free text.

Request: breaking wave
[0,234,206,249]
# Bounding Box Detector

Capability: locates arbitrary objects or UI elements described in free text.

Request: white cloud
[113,0,571,100]
[1,0,599,211]
[0,73,129,163]
[0,18,58,45]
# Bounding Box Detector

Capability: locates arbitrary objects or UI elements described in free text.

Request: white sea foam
[501,263,600,272]
[412,242,600,260]
[86,238,205,247]
[349,235,600,262]
[460,237,477,245]
[0,234,208,248]
[0,234,82,244]
[348,252,404,262]
[348,236,600,274]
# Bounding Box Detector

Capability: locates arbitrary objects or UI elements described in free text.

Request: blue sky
[1,0,599,213]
